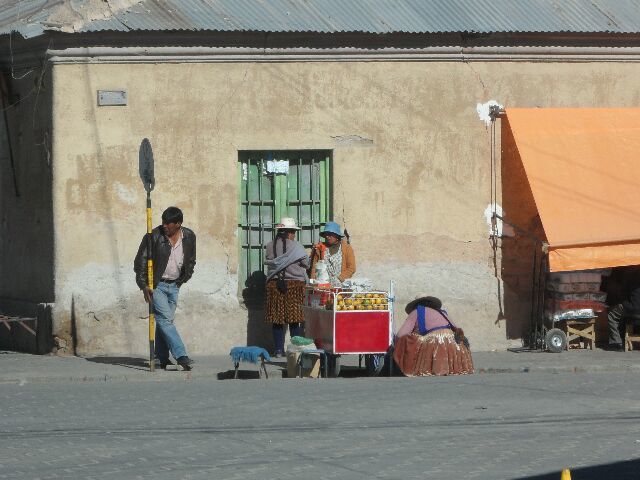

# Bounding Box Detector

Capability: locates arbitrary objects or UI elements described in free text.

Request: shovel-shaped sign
[139,138,155,192]
[139,138,156,371]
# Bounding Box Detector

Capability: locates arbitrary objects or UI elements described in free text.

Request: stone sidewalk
[1,348,640,384]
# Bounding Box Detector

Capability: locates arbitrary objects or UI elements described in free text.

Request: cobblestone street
[2,365,640,479]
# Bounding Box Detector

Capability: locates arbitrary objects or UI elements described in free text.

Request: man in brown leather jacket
[134,206,196,370]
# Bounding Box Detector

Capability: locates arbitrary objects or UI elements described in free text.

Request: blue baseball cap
[321,221,343,238]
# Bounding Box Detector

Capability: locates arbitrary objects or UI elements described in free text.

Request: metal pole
[138,138,156,372]
[146,191,155,372]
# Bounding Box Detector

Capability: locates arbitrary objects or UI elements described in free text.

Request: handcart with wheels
[302,285,394,377]
[544,313,598,352]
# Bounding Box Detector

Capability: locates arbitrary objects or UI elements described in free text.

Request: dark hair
[275,230,288,252]
[162,206,183,224]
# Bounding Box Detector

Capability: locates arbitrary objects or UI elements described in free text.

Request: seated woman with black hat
[393,295,474,376]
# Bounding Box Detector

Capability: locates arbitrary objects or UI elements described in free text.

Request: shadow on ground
[215,361,385,380]
[85,356,149,371]
[217,359,288,380]
[514,459,640,480]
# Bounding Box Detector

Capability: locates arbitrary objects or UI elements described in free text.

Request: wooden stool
[624,314,640,351]
[297,349,328,378]
[563,318,596,350]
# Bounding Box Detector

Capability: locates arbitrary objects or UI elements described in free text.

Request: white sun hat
[277,217,301,230]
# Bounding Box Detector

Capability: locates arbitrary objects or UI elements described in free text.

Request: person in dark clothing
[606,266,640,350]
[134,206,196,370]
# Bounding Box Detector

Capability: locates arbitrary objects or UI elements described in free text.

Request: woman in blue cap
[310,221,356,286]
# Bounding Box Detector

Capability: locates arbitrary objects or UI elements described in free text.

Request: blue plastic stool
[229,346,271,379]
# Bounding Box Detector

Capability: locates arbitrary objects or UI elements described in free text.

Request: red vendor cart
[302,286,394,376]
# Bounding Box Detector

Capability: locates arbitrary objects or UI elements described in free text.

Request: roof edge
[39,45,640,65]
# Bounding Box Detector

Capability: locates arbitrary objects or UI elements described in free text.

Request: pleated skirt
[393,329,474,376]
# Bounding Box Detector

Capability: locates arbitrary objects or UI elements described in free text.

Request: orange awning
[505,108,640,272]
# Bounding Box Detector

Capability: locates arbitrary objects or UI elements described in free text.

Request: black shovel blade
[139,138,155,192]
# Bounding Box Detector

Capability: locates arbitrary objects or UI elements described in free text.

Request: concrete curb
[476,365,640,374]
[2,350,640,384]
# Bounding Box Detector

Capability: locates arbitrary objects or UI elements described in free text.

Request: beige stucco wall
[49,59,640,355]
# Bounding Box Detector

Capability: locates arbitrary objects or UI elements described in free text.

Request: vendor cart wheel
[365,354,384,377]
[328,354,341,378]
[545,328,567,353]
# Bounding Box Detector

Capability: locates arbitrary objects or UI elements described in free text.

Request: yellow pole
[146,196,155,372]
[560,469,572,480]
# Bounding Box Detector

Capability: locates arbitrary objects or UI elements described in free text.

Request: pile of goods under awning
[545,269,609,322]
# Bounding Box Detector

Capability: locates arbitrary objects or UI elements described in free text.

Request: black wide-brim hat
[405,295,443,314]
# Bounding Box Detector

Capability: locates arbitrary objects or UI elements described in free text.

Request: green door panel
[238,150,331,303]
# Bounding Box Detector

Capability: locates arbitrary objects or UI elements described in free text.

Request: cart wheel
[545,328,567,353]
[365,354,384,377]
[328,354,341,378]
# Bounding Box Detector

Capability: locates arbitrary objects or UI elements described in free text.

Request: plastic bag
[290,336,315,346]
[546,309,595,322]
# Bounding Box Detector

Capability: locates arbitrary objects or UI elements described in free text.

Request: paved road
[1,372,639,479]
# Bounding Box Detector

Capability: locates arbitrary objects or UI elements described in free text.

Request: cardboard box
[286,351,320,378]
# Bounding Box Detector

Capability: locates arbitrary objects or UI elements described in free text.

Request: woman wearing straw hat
[264,217,310,357]
[310,221,356,286]
[393,295,474,376]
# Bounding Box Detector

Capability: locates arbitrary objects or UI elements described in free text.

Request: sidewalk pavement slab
[1,348,640,384]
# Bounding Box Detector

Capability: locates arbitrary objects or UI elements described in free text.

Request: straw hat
[405,294,442,314]
[277,217,301,230]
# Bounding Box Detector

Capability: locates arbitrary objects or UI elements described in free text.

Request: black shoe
[160,360,174,370]
[154,359,173,370]
[176,356,194,371]
[604,343,624,352]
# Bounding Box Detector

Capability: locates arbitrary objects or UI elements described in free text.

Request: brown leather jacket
[134,226,196,289]
[309,239,356,282]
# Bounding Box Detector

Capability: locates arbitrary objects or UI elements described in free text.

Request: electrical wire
[9,31,37,80]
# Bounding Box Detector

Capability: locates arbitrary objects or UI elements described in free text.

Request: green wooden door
[238,150,331,303]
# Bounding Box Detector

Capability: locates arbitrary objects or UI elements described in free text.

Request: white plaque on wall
[97,90,127,106]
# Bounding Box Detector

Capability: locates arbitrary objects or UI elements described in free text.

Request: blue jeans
[153,282,187,361]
